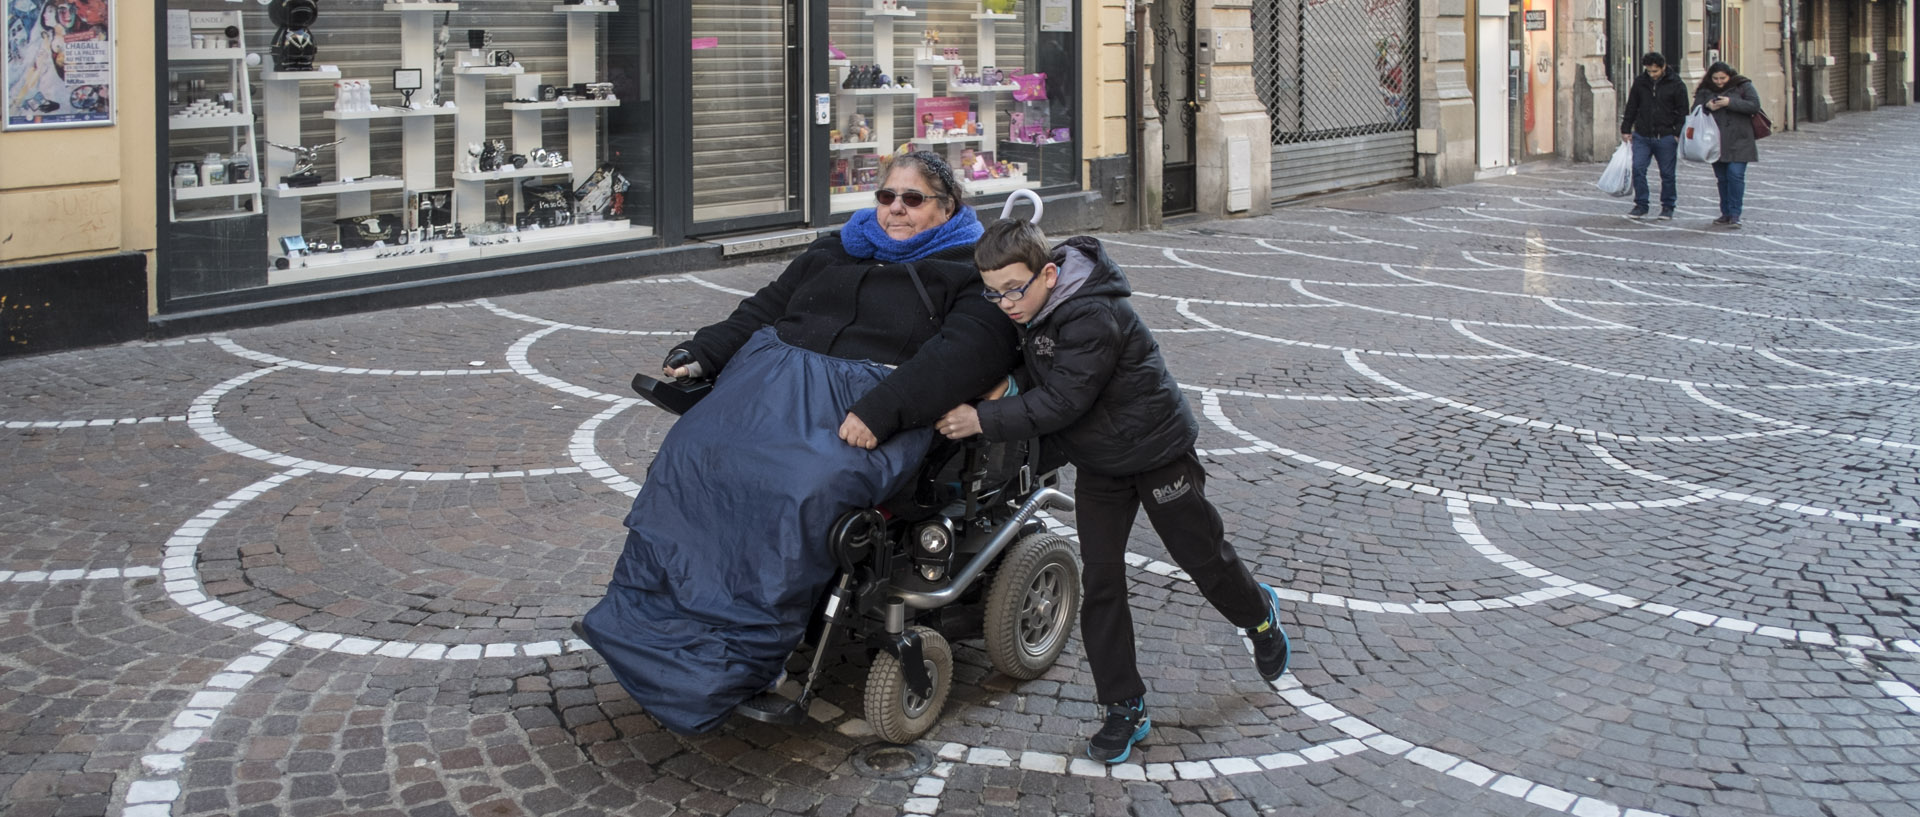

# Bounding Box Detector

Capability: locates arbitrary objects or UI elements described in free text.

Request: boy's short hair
[975,219,1052,275]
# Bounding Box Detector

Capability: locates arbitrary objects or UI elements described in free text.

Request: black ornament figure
[269,0,321,72]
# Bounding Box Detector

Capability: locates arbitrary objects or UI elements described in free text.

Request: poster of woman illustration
[4,0,113,130]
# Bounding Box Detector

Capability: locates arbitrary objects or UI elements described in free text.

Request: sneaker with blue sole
[1087,698,1150,764]
[1246,583,1292,681]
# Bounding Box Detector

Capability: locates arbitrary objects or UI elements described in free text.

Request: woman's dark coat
[681,232,1019,440]
[1695,77,1762,164]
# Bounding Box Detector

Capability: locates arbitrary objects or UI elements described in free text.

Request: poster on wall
[4,0,114,131]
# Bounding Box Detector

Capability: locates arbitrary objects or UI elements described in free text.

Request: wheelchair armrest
[631,373,713,416]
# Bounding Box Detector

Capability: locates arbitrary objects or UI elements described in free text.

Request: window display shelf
[263,177,406,199]
[971,12,1016,20]
[174,182,262,202]
[966,175,1034,196]
[829,59,850,67]
[263,68,342,81]
[838,87,916,97]
[866,8,916,17]
[322,105,459,120]
[502,99,620,111]
[553,3,618,11]
[917,134,984,145]
[453,65,525,76]
[954,84,1021,95]
[831,190,881,211]
[170,113,253,130]
[268,222,654,286]
[451,164,575,182]
[169,48,246,61]
[382,2,461,10]
[176,209,259,223]
[829,141,883,151]
[915,58,962,67]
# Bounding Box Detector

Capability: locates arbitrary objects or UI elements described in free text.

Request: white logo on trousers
[1151,476,1190,504]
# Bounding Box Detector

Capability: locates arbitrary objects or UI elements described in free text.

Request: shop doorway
[1513,0,1555,159]
[1476,0,1511,170]
[688,0,805,232]
[1153,0,1198,215]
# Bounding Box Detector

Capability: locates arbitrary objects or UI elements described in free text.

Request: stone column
[1892,0,1913,105]
[1851,0,1877,109]
[1558,0,1615,162]
[1419,0,1479,184]
[1807,0,1839,120]
[1194,0,1272,218]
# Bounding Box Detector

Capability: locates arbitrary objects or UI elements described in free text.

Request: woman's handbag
[1596,142,1633,197]
[1752,110,1773,139]
[1681,105,1721,163]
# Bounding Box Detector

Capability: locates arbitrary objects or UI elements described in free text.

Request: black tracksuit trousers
[1073,451,1270,705]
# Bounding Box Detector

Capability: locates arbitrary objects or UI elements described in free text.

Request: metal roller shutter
[1254,0,1419,202]
[1870,0,1889,100]
[168,2,580,237]
[691,1,791,222]
[1830,0,1853,111]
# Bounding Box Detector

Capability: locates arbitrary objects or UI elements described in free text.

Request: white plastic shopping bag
[1596,143,1633,197]
[1681,106,1720,163]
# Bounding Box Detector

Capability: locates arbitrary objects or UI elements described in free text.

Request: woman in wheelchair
[577,152,1022,735]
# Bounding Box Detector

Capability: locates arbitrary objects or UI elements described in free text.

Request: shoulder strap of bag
[902,263,940,328]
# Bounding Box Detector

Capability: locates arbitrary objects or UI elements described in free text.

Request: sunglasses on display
[874,188,947,208]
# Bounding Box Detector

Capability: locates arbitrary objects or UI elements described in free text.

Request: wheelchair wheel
[864,626,952,744]
[984,532,1081,680]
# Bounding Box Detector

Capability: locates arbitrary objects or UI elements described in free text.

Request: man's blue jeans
[1630,135,1678,209]
[1712,161,1748,221]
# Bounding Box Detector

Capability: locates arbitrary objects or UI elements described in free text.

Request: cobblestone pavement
[7,106,1920,817]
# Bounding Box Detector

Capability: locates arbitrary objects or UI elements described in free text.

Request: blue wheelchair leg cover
[581,328,930,734]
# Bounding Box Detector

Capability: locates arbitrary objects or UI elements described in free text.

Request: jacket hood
[1029,236,1128,325]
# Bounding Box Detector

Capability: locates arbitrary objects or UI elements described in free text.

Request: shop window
[160,1,655,302]
[824,0,1075,215]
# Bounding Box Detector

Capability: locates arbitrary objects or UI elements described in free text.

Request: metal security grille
[1870,0,1889,102]
[1829,0,1852,111]
[1253,0,1419,200]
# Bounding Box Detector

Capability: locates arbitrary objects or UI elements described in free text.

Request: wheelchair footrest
[734,691,809,725]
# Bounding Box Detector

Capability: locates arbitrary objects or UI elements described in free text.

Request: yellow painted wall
[0,3,155,308]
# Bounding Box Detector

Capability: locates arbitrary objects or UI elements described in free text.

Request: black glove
[661,348,704,381]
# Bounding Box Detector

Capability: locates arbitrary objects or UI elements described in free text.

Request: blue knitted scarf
[840,205,983,263]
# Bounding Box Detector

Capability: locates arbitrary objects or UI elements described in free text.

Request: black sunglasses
[875,188,948,209]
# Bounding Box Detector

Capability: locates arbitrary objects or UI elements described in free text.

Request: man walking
[1619,52,1688,219]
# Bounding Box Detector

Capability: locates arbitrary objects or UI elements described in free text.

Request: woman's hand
[937,405,982,440]
[839,413,879,450]
[1708,95,1730,111]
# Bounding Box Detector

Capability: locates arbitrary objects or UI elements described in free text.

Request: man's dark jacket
[975,236,1197,477]
[1620,71,1689,137]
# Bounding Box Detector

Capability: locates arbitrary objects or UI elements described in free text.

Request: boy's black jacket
[976,236,1198,477]
[1620,70,1689,137]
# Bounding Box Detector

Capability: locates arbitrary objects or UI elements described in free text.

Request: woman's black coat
[1695,77,1762,164]
[677,232,1019,441]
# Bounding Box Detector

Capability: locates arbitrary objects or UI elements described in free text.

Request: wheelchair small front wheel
[865,626,952,744]
[985,532,1082,680]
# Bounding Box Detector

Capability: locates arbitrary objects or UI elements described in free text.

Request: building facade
[3,0,1118,357]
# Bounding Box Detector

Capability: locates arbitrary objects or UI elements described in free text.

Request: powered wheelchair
[632,371,1081,743]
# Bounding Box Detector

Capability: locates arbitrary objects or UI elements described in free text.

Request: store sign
[4,0,115,130]
[1523,9,1547,30]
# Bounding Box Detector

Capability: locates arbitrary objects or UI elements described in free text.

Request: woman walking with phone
[1694,62,1762,228]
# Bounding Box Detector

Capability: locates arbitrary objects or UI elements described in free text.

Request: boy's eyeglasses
[874,188,947,208]
[981,269,1041,302]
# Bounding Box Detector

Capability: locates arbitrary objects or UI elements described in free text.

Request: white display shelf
[967,175,1035,196]
[453,65,525,76]
[451,164,575,182]
[838,87,916,96]
[867,8,915,16]
[553,3,618,11]
[917,134,984,145]
[176,209,258,222]
[169,48,245,61]
[971,12,1016,20]
[173,182,262,202]
[169,113,252,130]
[829,141,883,151]
[955,83,1022,95]
[828,59,850,67]
[263,68,342,81]
[915,58,962,67]
[269,222,654,285]
[831,190,881,211]
[382,2,461,10]
[502,98,620,111]
[262,177,405,198]
[322,105,459,120]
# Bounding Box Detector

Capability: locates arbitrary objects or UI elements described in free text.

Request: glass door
[689,0,803,229]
